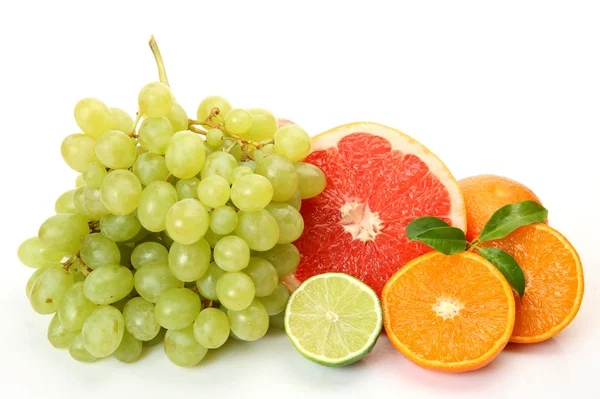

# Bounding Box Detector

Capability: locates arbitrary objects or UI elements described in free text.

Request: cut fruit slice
[284,272,382,367]
[285,122,466,296]
[382,252,515,373]
[481,223,584,343]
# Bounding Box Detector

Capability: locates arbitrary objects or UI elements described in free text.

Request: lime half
[284,272,383,367]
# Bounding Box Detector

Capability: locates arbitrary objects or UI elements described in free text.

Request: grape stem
[76,253,92,277]
[148,35,169,87]
[62,254,78,271]
[187,118,273,149]
[129,111,142,138]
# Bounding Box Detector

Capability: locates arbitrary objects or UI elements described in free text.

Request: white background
[0,1,598,398]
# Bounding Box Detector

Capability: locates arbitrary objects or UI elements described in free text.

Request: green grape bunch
[18,36,326,367]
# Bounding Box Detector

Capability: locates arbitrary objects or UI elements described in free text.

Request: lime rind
[284,272,383,367]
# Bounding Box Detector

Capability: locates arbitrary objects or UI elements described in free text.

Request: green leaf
[477,200,548,243]
[477,247,525,297]
[406,217,451,239]
[408,226,468,255]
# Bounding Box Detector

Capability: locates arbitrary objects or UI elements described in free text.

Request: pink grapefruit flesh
[286,122,466,296]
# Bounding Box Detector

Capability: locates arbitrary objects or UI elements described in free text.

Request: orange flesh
[483,223,584,342]
[383,252,515,371]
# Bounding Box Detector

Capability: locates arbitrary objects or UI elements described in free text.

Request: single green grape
[206,128,224,147]
[133,262,184,303]
[165,199,209,245]
[79,234,120,269]
[110,107,134,133]
[38,214,89,253]
[48,313,78,348]
[229,166,253,184]
[230,143,245,162]
[26,263,61,299]
[256,154,298,201]
[265,202,304,244]
[123,297,161,341]
[294,162,327,199]
[138,117,174,154]
[83,186,110,216]
[132,152,170,185]
[262,143,276,156]
[274,125,312,162]
[69,333,99,363]
[83,162,107,188]
[216,272,255,311]
[17,237,65,268]
[154,287,201,330]
[230,174,273,212]
[100,213,142,242]
[61,134,100,172]
[84,265,133,304]
[285,189,302,211]
[164,325,208,367]
[238,160,257,172]
[138,82,174,118]
[95,130,137,169]
[72,185,93,217]
[235,209,280,251]
[74,98,115,138]
[138,181,179,232]
[197,95,232,123]
[200,151,238,181]
[243,257,278,297]
[175,178,200,200]
[224,108,252,135]
[193,308,229,349]
[100,170,142,216]
[245,108,278,141]
[259,282,290,315]
[55,189,77,214]
[228,298,269,341]
[168,239,211,282]
[29,267,74,314]
[269,310,286,329]
[259,243,300,277]
[252,149,264,164]
[165,131,206,179]
[167,102,189,133]
[82,305,125,357]
[202,228,225,248]
[113,330,143,363]
[58,282,97,331]
[203,142,214,157]
[209,206,238,235]
[197,175,230,208]
[131,242,169,270]
[196,262,225,300]
[213,236,250,272]
[75,174,86,188]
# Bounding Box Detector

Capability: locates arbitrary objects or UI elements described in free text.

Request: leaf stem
[148,35,169,86]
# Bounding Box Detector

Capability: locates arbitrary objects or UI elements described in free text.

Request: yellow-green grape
[274,125,311,162]
[61,134,100,172]
[26,263,61,299]
[175,178,200,200]
[193,308,229,349]
[75,174,86,188]
[228,298,269,341]
[95,130,137,169]
[243,257,278,297]
[133,262,184,303]
[69,333,99,363]
[138,117,174,154]
[110,107,134,133]
[29,267,74,314]
[100,170,142,216]
[55,189,77,214]
[286,189,302,211]
[83,186,110,216]
[196,95,232,122]
[216,272,255,311]
[203,142,214,157]
[168,239,211,282]
[132,152,170,185]
[252,149,264,163]
[131,242,169,270]
[259,243,300,277]
[74,98,115,138]
[245,108,278,141]
[265,202,304,244]
[263,143,276,156]
[259,282,290,315]
[229,142,245,162]
[224,108,252,135]
[200,151,237,182]
[164,325,208,367]
[17,237,65,268]
[123,297,161,341]
[165,131,206,179]
[256,154,298,201]
[196,262,225,300]
[269,311,286,329]
[83,163,107,188]
[238,160,257,171]
[167,102,189,132]
[138,181,179,232]
[38,214,89,253]
[80,233,120,269]
[203,228,225,248]
[235,210,279,251]
[229,166,253,184]
[213,236,250,272]
[294,162,327,199]
[197,175,230,208]
[84,265,133,304]
[206,128,224,147]
[154,287,201,330]
[82,305,124,357]
[165,199,209,245]
[138,82,174,118]
[100,213,142,242]
[114,330,142,363]
[48,313,78,348]
[209,205,238,235]
[230,174,273,212]
[72,186,92,217]
[58,282,97,331]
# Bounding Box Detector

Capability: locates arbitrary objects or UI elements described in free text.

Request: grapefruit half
[284,122,466,296]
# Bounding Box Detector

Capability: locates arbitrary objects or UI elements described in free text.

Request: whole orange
[458,175,544,242]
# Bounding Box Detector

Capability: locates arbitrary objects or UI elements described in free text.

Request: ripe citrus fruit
[285,122,466,296]
[382,251,515,373]
[482,223,584,343]
[459,174,544,242]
